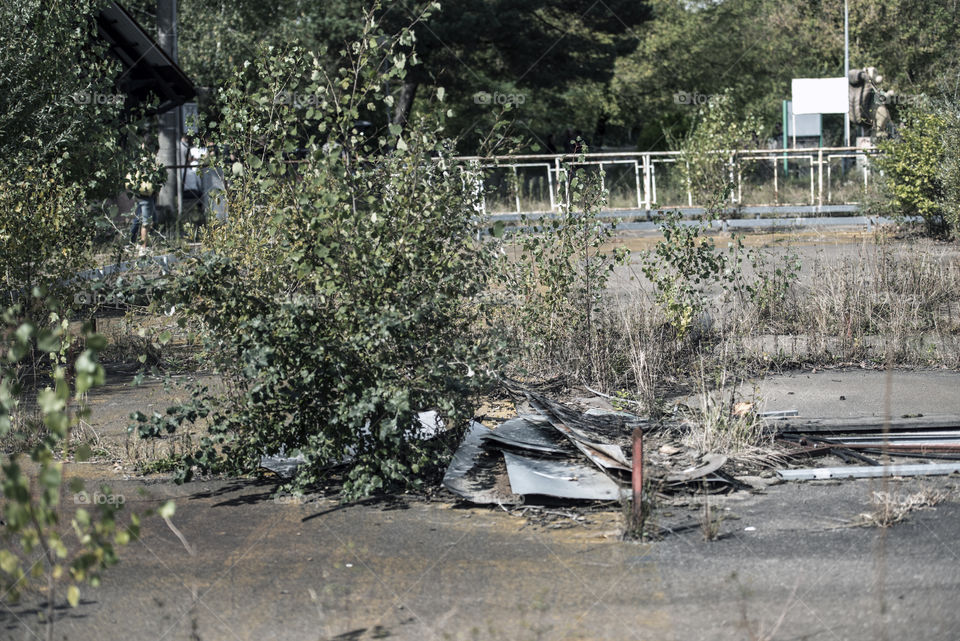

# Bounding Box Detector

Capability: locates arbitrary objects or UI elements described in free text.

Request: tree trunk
[392,81,418,129]
[593,111,608,151]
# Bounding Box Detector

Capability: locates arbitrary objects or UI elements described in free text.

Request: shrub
[491,160,629,381]
[135,10,505,499]
[1,296,148,625]
[874,104,952,235]
[671,92,764,207]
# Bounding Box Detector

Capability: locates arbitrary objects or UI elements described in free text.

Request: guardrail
[454,146,883,218]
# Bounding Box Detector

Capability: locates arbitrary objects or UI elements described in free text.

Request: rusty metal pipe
[632,427,643,522]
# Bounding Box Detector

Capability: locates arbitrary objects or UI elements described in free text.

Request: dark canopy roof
[96,2,195,115]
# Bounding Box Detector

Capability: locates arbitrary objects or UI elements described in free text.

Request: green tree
[1,298,150,638]
[133,12,506,499]
[875,102,960,237]
[849,0,960,96]
[0,0,130,190]
[610,0,843,149]
[0,0,137,311]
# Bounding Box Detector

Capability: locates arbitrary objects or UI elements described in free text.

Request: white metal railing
[454,146,883,217]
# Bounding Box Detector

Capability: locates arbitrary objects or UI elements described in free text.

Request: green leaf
[158,500,176,519]
[75,444,92,462]
[67,585,80,608]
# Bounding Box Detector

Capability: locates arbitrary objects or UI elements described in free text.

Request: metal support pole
[631,428,644,525]
[827,161,832,204]
[817,148,824,209]
[773,156,779,205]
[642,154,652,211]
[512,166,521,213]
[650,161,657,207]
[555,156,563,210]
[633,160,642,213]
[546,163,556,211]
[729,153,736,205]
[844,0,850,148]
[157,0,180,238]
[737,158,742,206]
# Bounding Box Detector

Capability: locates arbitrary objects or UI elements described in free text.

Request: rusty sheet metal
[664,453,728,483]
[527,392,642,448]
[442,421,523,505]
[526,396,632,472]
[502,451,624,501]
[480,414,575,455]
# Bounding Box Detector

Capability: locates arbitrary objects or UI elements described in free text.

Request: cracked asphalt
[3,366,960,640]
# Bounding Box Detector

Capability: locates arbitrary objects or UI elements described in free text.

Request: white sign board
[785,101,821,137]
[791,77,847,114]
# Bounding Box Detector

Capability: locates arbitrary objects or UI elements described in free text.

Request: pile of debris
[444,385,960,505]
[775,415,960,480]
[443,389,739,504]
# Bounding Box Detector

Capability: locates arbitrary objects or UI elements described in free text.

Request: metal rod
[844,0,850,147]
[777,462,960,481]
[773,157,779,205]
[632,427,643,523]
[817,148,824,209]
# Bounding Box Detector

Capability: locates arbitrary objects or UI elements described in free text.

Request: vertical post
[737,158,742,206]
[555,156,563,211]
[729,153,736,205]
[844,0,850,148]
[157,0,179,237]
[650,161,657,207]
[782,100,789,173]
[479,166,487,217]
[633,159,642,213]
[642,154,652,211]
[827,162,832,204]
[686,161,693,207]
[512,165,521,213]
[631,427,644,525]
[809,157,815,205]
[817,148,824,209]
[546,163,556,211]
[773,156,779,205]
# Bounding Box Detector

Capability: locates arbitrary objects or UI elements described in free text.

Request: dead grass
[679,360,785,467]
[856,486,952,528]
[516,234,960,417]
[699,488,724,541]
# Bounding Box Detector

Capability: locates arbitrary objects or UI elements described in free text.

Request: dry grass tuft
[680,362,784,467]
[856,486,951,528]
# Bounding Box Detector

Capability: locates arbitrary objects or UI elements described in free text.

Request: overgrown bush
[671,92,763,207]
[640,212,753,339]
[492,161,629,381]
[875,101,960,238]
[1,296,148,628]
[0,0,136,309]
[135,10,506,499]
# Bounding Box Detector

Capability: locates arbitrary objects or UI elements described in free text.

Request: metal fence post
[632,427,643,525]
[817,148,824,209]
